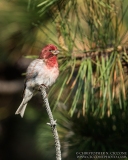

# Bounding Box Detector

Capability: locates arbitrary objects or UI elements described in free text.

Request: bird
[15,44,59,117]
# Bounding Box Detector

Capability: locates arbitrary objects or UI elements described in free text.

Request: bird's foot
[41,84,49,89]
[38,84,48,91]
[41,84,47,88]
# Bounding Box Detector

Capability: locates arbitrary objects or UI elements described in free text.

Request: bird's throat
[46,56,58,68]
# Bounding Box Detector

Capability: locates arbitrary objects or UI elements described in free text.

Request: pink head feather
[39,44,58,59]
[39,44,59,68]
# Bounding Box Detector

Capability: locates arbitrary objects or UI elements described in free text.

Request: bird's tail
[15,88,33,117]
[15,99,27,118]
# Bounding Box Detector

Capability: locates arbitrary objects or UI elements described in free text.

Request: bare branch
[40,86,61,160]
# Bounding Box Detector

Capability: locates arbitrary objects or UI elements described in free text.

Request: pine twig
[40,85,61,160]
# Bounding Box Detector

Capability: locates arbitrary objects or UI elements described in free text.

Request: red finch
[15,44,59,117]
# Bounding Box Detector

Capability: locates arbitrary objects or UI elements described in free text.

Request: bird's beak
[52,50,59,55]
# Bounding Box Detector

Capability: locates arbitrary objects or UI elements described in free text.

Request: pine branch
[61,45,128,59]
[40,85,61,160]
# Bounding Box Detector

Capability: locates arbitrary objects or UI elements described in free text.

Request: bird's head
[39,44,59,59]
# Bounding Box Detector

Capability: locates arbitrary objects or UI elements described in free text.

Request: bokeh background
[0,0,128,160]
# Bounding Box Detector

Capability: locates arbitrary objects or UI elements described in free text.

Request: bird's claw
[41,84,49,89]
[38,84,48,91]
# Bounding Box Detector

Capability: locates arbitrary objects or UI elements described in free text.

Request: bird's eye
[49,50,52,52]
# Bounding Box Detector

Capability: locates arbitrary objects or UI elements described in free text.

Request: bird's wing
[26,59,45,80]
[21,59,45,96]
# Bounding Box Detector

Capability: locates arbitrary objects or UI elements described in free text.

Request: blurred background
[0,0,128,160]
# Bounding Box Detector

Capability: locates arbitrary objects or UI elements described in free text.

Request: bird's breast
[36,66,59,87]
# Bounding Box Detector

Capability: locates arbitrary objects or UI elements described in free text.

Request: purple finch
[15,44,59,117]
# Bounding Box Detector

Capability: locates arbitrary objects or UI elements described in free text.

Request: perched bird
[15,44,59,117]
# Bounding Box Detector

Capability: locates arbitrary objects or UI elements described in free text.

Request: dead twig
[40,85,61,160]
